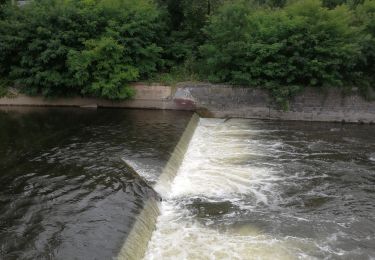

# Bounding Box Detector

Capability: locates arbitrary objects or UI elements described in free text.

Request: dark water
[0,107,192,260]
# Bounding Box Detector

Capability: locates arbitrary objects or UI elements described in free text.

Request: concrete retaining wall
[175,83,375,123]
[1,83,375,123]
[0,85,182,110]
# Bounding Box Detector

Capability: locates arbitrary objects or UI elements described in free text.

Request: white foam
[144,119,309,259]
[144,118,335,259]
[144,201,315,260]
[168,119,279,202]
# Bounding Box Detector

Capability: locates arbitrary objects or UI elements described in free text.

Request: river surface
[0,107,192,260]
[145,118,375,260]
[1,108,375,260]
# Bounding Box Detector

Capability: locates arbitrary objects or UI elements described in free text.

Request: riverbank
[1,83,375,123]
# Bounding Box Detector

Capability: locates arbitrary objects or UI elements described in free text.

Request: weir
[119,117,322,259]
[119,116,375,259]
[117,114,200,259]
[143,118,303,259]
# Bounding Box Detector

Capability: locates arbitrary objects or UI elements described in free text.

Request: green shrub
[157,0,226,65]
[200,0,363,107]
[1,0,374,104]
[0,0,164,99]
[68,37,137,99]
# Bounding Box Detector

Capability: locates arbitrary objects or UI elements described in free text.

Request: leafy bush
[157,0,226,65]
[68,37,137,99]
[200,0,363,107]
[0,0,164,99]
[1,0,375,104]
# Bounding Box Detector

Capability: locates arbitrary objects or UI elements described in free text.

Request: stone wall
[1,83,375,123]
[174,83,375,123]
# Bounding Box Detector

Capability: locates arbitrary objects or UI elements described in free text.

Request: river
[1,108,374,259]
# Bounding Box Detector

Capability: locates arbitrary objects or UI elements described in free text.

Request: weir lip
[121,157,161,201]
[117,113,200,260]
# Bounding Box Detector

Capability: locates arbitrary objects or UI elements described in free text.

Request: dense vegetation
[0,0,374,105]
[0,0,163,98]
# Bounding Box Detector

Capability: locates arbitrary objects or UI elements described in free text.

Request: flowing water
[1,107,375,260]
[118,114,199,260]
[144,118,375,260]
[0,107,192,260]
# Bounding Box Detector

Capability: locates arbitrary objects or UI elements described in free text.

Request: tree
[200,0,362,107]
[0,0,165,99]
[157,0,226,64]
[68,37,138,99]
